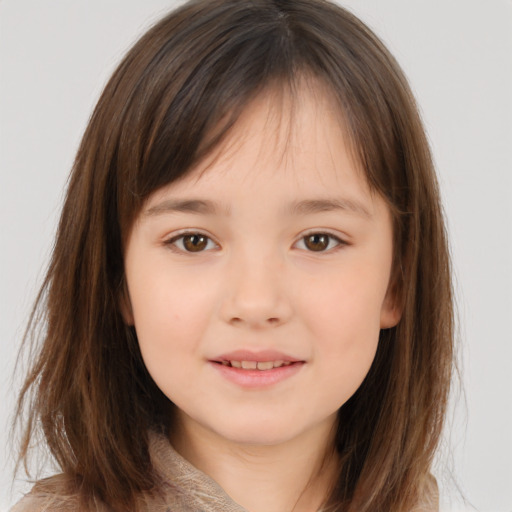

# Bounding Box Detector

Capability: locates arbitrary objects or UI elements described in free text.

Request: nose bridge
[221,243,292,328]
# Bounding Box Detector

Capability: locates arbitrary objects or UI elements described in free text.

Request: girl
[12,0,454,511]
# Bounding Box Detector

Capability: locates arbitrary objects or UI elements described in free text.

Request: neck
[170,414,339,512]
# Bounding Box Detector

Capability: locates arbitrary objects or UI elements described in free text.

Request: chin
[207,415,313,447]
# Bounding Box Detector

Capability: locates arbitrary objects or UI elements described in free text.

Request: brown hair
[15,0,454,510]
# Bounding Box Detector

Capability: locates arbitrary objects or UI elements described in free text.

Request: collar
[147,430,248,512]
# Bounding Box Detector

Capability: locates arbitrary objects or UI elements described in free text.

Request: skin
[122,83,400,512]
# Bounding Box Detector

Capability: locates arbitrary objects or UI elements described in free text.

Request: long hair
[15,1,454,510]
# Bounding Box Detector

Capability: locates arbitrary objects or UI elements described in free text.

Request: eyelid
[294,230,349,252]
[162,228,348,254]
[163,229,220,253]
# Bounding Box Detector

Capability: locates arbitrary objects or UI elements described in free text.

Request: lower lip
[209,361,304,388]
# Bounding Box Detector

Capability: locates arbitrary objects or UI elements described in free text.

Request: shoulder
[9,493,82,512]
[10,494,112,512]
[9,475,111,512]
[9,493,75,512]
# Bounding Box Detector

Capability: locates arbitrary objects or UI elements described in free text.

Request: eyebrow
[144,197,371,218]
[145,199,228,216]
[286,198,372,218]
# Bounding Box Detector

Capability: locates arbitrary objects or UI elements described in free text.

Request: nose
[219,250,293,329]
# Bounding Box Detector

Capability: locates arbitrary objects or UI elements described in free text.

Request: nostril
[228,316,281,327]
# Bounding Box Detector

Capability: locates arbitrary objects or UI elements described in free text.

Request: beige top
[10,432,438,511]
[10,432,246,512]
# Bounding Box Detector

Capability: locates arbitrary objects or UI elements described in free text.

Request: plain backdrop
[1,1,511,511]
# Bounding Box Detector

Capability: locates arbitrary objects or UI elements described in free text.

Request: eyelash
[164,231,347,254]
[165,231,219,253]
[295,232,346,252]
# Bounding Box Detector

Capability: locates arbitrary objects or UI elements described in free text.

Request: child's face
[123,85,400,447]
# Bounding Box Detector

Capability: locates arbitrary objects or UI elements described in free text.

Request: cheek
[301,263,388,390]
[304,262,389,336]
[129,275,218,405]
[128,264,219,371]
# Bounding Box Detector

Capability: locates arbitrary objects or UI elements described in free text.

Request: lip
[212,349,301,363]
[209,350,305,389]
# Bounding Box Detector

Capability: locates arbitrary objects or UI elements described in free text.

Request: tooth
[283,361,292,366]
[221,361,229,366]
[241,361,257,369]
[231,361,242,368]
[274,360,284,368]
[257,361,274,370]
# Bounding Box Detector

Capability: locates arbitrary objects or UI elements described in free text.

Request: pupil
[306,234,328,251]
[184,235,207,252]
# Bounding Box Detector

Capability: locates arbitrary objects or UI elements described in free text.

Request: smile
[220,360,294,370]
[209,351,305,388]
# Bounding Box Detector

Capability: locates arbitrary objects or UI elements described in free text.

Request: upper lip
[211,349,303,363]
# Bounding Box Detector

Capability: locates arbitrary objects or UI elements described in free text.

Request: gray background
[1,1,511,510]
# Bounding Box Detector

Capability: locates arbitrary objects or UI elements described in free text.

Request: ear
[380,281,403,329]
[119,280,134,326]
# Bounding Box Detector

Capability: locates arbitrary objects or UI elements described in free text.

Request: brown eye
[299,233,342,252]
[169,233,216,253]
[304,234,329,251]
[182,234,208,252]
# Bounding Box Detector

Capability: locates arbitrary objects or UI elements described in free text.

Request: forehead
[144,82,373,211]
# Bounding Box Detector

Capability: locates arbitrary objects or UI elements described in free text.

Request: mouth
[216,360,296,370]
[209,350,305,387]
